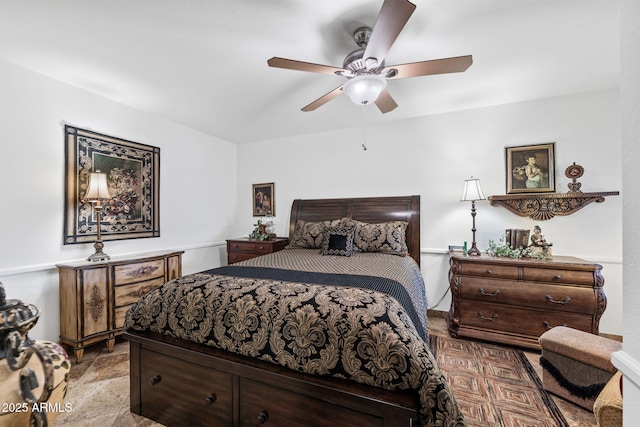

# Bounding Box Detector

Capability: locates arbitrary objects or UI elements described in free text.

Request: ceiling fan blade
[382,55,473,80]
[363,0,416,68]
[301,85,344,112]
[375,89,398,113]
[268,57,346,76]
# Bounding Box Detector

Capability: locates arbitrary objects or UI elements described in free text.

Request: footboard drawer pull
[479,288,500,297]
[543,321,569,329]
[256,410,269,425]
[150,375,161,385]
[545,295,571,304]
[205,393,217,405]
[477,312,498,321]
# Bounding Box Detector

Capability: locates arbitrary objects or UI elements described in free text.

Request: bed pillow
[352,220,409,256]
[288,219,343,249]
[320,225,355,257]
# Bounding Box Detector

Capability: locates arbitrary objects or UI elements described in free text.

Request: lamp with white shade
[460,176,486,256]
[83,171,112,262]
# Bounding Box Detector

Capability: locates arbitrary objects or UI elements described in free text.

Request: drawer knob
[479,288,500,297]
[485,269,493,275]
[554,274,562,280]
[258,246,264,250]
[205,393,217,405]
[256,410,269,425]
[546,295,572,304]
[477,312,499,321]
[150,375,161,385]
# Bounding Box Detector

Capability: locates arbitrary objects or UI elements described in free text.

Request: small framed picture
[505,143,556,194]
[252,182,275,216]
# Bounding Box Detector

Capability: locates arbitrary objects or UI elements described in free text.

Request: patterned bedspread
[124,250,465,426]
[234,248,429,337]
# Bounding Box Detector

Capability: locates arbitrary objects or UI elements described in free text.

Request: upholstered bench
[538,326,622,410]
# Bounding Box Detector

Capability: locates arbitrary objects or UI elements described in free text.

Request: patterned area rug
[431,334,569,427]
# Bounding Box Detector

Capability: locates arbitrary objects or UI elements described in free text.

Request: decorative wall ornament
[488,192,620,220]
[63,125,160,244]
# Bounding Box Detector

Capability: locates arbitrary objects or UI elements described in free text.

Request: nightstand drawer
[114,259,165,285]
[228,253,259,264]
[226,238,289,265]
[228,241,272,254]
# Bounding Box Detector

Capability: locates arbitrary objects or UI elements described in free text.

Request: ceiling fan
[267,0,472,114]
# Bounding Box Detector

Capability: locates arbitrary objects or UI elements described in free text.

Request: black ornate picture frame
[505,142,556,194]
[252,182,275,216]
[63,125,160,244]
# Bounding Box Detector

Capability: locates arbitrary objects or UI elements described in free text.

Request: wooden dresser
[57,250,183,363]
[447,254,606,350]
[226,237,289,264]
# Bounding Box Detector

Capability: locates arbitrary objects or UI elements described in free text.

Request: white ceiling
[0,1,621,144]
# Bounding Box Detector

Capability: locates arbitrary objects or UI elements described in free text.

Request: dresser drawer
[457,277,597,314]
[522,267,595,286]
[140,349,233,427]
[458,300,594,338]
[114,259,165,285]
[114,277,167,329]
[115,277,166,307]
[456,262,520,280]
[239,378,385,427]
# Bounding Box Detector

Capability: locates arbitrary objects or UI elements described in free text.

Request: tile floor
[51,316,598,426]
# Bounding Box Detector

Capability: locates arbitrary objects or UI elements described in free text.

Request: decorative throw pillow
[320,225,355,256]
[288,219,343,249]
[352,220,409,256]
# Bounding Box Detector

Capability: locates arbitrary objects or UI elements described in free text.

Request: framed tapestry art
[505,143,555,194]
[63,125,160,244]
[253,182,275,216]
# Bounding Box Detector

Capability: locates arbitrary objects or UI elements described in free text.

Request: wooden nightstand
[57,250,183,363]
[226,237,289,264]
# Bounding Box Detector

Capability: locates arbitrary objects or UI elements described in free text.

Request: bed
[124,195,464,427]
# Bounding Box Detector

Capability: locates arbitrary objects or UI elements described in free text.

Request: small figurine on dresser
[530,225,552,257]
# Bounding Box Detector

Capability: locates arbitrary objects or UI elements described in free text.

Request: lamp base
[467,243,482,256]
[87,240,110,262]
[87,252,110,262]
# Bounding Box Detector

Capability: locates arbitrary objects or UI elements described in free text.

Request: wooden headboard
[289,195,421,266]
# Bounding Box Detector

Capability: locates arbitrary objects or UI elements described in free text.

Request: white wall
[236,88,623,336]
[0,59,238,341]
[617,0,640,423]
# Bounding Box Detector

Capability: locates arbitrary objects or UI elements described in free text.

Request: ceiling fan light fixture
[343,74,387,105]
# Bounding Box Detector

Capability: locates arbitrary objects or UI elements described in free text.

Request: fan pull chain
[361,105,367,151]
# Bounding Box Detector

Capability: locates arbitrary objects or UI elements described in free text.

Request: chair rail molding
[488,191,620,220]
